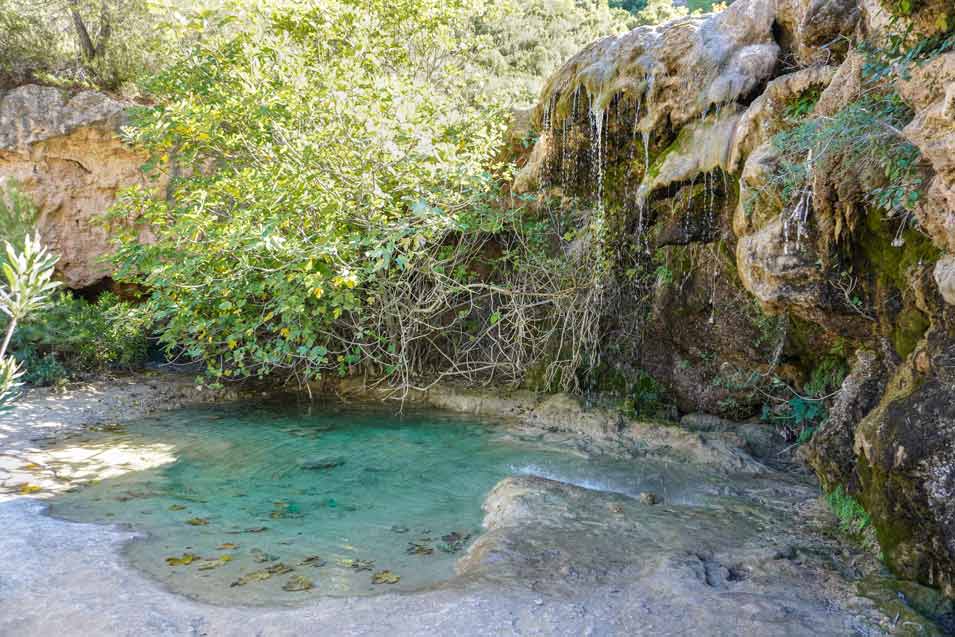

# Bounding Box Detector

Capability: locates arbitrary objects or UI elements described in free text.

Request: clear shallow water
[46,402,692,605]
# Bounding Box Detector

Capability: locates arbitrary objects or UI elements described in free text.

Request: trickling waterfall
[589,103,605,211]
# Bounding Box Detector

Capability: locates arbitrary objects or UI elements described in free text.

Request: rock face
[517,0,955,598]
[846,325,955,597]
[0,85,154,289]
[456,475,929,634]
[901,52,955,256]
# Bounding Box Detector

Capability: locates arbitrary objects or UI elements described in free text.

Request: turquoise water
[47,402,677,605]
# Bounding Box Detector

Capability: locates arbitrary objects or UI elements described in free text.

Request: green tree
[113,0,572,389]
[468,0,632,105]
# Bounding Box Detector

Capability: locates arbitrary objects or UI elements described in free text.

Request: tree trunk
[69,2,97,61]
[94,1,111,58]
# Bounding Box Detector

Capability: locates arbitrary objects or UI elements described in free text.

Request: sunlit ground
[0,432,177,500]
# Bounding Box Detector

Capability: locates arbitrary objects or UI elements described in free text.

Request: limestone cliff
[515,0,955,596]
[0,85,154,289]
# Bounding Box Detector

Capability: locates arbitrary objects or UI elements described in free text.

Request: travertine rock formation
[516,0,955,596]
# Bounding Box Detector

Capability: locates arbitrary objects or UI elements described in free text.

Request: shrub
[0,179,39,247]
[620,369,670,418]
[0,0,244,91]
[15,348,69,387]
[111,0,603,391]
[13,292,150,381]
[771,91,926,217]
[0,234,59,406]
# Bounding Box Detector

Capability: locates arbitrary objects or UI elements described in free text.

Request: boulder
[805,348,888,491]
[935,256,955,306]
[774,0,861,65]
[853,328,955,596]
[735,213,831,320]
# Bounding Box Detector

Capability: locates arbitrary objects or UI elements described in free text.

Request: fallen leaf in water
[282,575,314,592]
[251,548,278,563]
[217,543,238,550]
[300,555,326,567]
[229,563,293,587]
[168,504,187,511]
[338,558,374,572]
[231,570,271,587]
[22,463,42,471]
[197,555,233,570]
[186,517,209,526]
[18,484,42,495]
[267,563,293,575]
[166,553,200,566]
[372,570,400,585]
[406,542,433,556]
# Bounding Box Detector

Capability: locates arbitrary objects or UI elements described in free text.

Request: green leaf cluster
[826,485,872,537]
[111,0,558,386]
[0,232,59,407]
[13,292,151,380]
[770,91,925,216]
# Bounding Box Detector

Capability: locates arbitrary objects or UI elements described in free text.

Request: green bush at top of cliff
[0,0,642,107]
[471,0,632,106]
[0,0,215,91]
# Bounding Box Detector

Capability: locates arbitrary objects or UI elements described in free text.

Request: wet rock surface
[0,374,940,635]
[509,0,955,599]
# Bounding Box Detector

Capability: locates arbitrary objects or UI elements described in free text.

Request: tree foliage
[113,0,599,391]
[471,0,631,105]
[0,0,235,89]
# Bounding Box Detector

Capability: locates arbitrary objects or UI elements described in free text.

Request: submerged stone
[299,456,346,471]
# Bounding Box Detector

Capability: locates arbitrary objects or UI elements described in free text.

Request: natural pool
[46,401,698,606]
